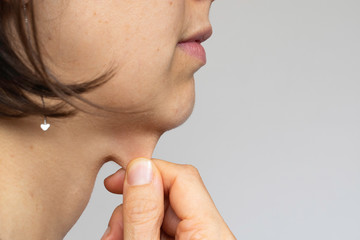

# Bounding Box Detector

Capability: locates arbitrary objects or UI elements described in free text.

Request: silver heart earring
[23,2,51,131]
[40,95,50,131]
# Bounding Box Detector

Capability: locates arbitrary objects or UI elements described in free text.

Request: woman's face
[35,0,214,131]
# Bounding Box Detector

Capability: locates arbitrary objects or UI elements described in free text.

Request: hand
[101,157,236,240]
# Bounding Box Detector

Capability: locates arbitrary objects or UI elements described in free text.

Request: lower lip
[177,41,206,64]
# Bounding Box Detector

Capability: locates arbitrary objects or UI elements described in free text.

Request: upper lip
[178,26,213,43]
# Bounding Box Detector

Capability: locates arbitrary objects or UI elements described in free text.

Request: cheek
[83,2,188,112]
[37,0,195,125]
[37,0,184,77]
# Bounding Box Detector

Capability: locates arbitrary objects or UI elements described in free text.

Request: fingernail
[101,226,110,240]
[127,158,153,186]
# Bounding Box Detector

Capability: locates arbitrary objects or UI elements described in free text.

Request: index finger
[151,158,222,222]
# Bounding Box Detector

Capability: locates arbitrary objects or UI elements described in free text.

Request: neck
[0,112,162,239]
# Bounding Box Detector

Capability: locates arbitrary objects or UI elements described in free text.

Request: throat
[0,152,101,240]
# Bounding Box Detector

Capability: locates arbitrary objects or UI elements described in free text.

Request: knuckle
[124,198,161,225]
[183,164,201,178]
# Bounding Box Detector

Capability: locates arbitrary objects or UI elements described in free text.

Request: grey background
[65,0,360,239]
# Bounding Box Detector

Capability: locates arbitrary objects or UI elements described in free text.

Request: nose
[188,0,214,27]
[180,0,214,44]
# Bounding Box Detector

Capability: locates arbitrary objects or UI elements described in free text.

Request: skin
[103,157,237,239]
[0,0,222,239]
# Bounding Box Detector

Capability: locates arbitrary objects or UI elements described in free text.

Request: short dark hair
[0,1,117,119]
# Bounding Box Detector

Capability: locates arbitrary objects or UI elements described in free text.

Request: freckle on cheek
[169,1,173,6]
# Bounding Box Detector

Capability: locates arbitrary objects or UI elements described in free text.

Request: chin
[154,79,196,133]
[165,96,195,131]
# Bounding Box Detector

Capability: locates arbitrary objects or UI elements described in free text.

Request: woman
[0,0,236,239]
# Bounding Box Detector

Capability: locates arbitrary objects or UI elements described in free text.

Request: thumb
[123,157,164,240]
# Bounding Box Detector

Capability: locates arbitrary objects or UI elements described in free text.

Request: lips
[177,26,213,64]
[177,41,207,64]
[178,26,213,44]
